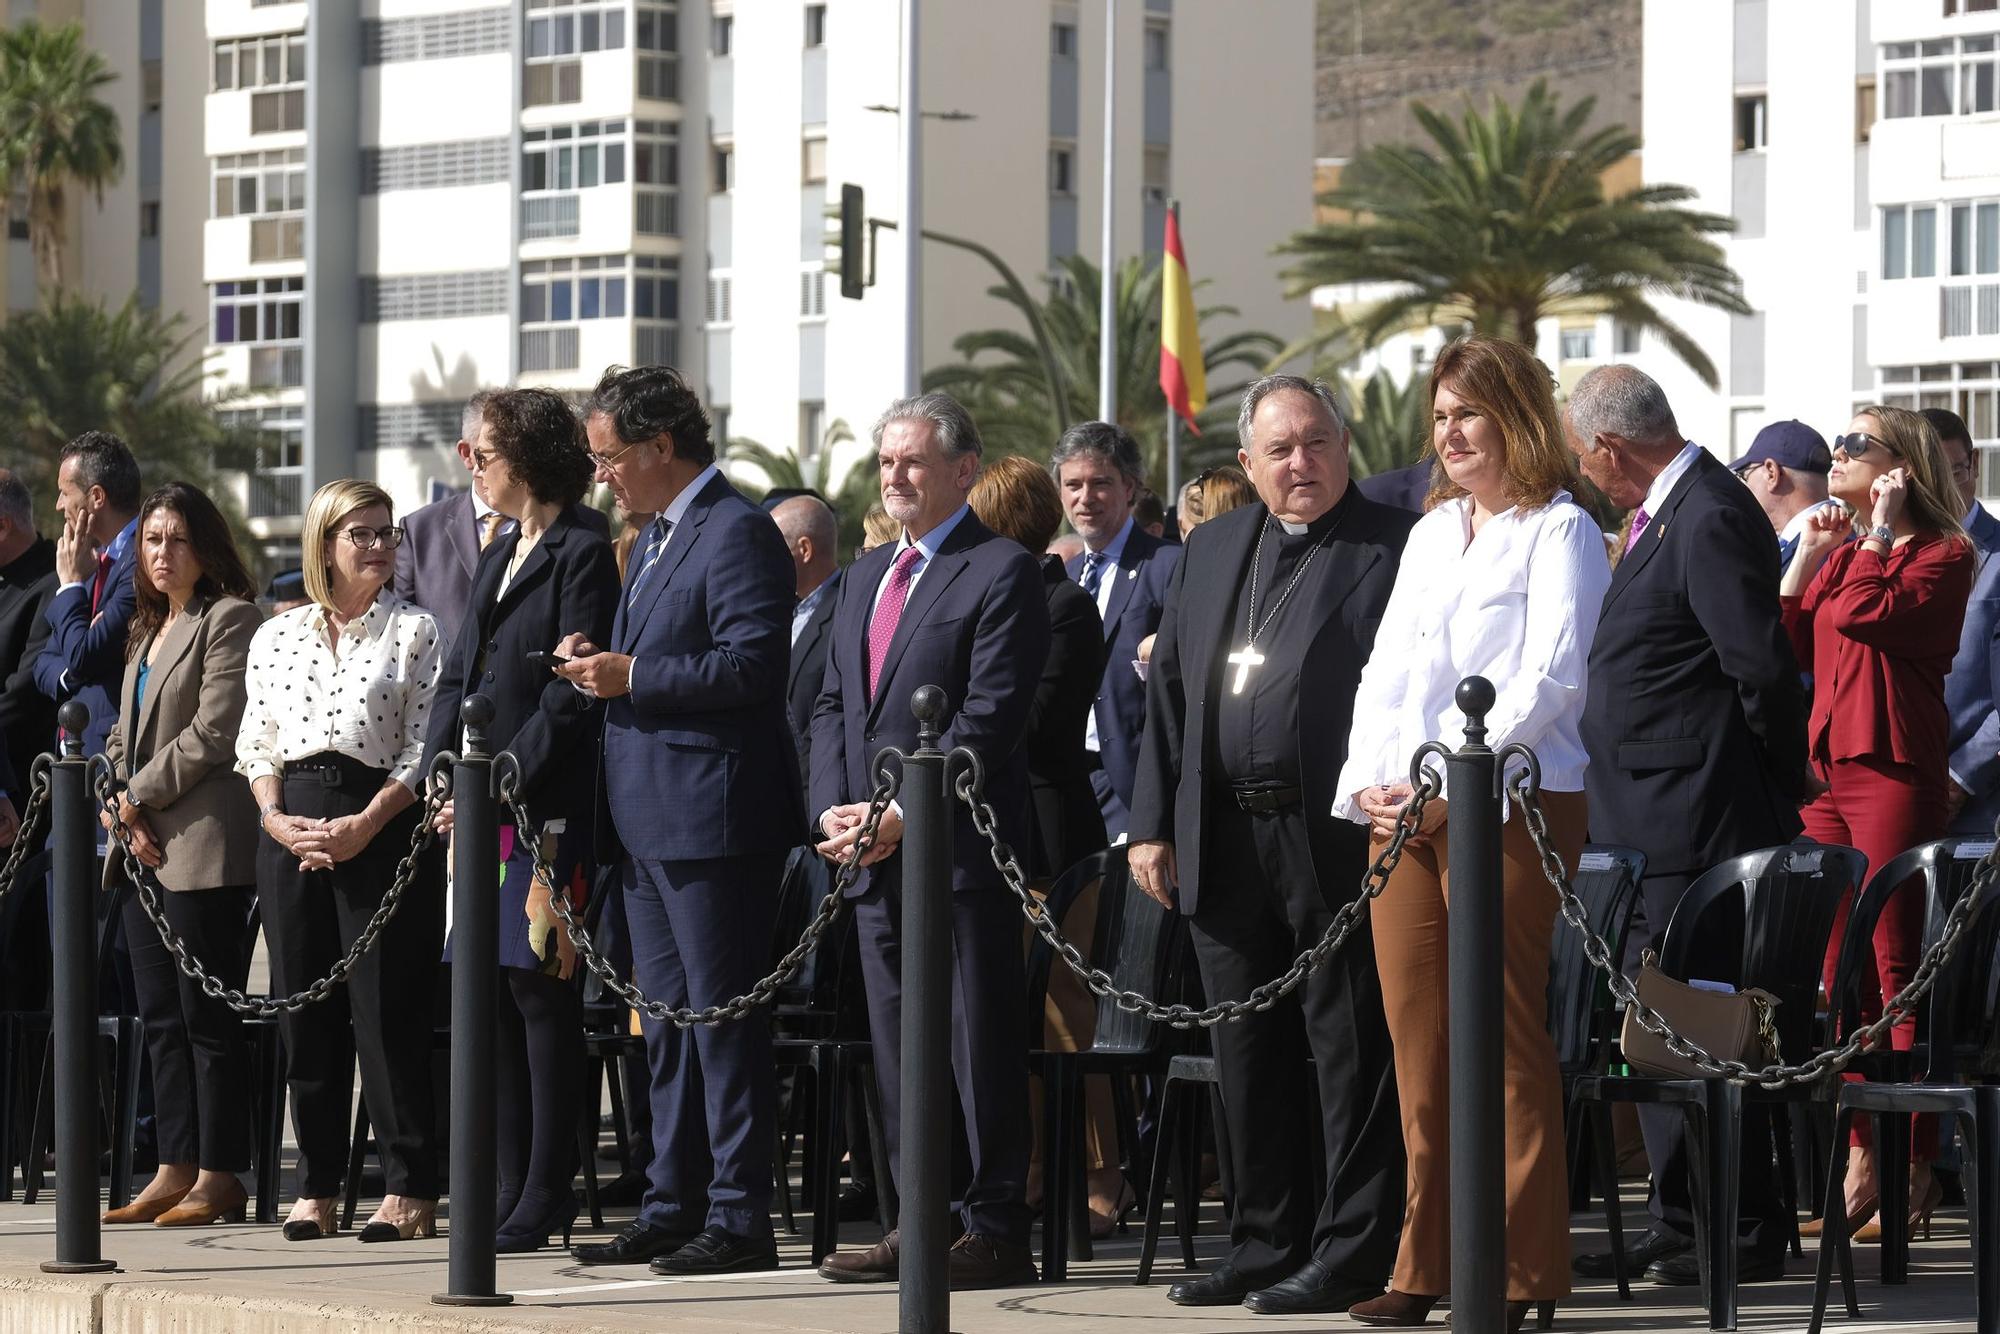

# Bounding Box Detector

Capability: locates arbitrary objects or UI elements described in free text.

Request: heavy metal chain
[98,760,452,1017]
[960,748,1439,1029]
[0,755,54,910]
[503,759,901,1029]
[1514,771,1983,1091]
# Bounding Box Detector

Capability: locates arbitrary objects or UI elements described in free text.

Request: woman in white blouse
[235,479,446,1244]
[1338,336,1610,1332]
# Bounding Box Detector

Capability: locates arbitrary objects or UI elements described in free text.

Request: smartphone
[525,650,570,672]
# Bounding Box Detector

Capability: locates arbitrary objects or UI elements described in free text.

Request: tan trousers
[1025,878,1118,1175]
[1370,791,1586,1300]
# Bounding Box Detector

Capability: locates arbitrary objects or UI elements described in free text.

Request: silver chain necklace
[1227,513,1342,694]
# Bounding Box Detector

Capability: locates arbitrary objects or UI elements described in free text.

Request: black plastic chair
[1572,842,1868,1331]
[1551,844,1646,1300]
[0,846,52,1201]
[1025,847,1189,1281]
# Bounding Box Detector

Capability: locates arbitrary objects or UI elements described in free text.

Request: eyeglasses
[330,525,405,551]
[1831,432,1900,462]
[588,439,641,471]
[470,448,498,471]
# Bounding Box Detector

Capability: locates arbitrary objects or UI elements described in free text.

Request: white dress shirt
[1079,515,1135,754]
[235,592,447,794]
[1334,491,1612,819]
[872,503,971,615]
[1639,441,1704,525]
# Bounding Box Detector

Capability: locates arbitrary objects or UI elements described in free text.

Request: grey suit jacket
[103,595,264,892]
[396,489,610,644]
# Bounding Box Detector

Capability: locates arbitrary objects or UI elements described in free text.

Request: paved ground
[0,1182,1982,1332]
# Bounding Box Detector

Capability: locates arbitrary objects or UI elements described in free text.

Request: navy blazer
[32,528,138,758]
[1064,525,1180,816]
[423,508,620,825]
[1946,503,2000,834]
[1580,450,1809,875]
[810,509,1052,898]
[1356,461,1433,514]
[597,471,803,863]
[786,570,841,789]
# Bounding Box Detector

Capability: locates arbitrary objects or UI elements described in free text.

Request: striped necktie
[626,517,672,608]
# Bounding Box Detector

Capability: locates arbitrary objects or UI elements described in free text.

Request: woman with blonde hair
[1780,403,1975,1238]
[859,504,900,553]
[1337,335,1609,1330]
[236,479,447,1244]
[1175,465,1256,540]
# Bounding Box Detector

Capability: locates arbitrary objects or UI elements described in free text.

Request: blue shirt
[793,571,837,647]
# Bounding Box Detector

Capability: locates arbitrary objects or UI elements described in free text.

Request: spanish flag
[1159,207,1206,434]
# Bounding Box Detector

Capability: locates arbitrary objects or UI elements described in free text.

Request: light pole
[899,0,922,397]
[1097,0,1117,424]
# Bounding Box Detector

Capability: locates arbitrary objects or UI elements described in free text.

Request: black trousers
[259,755,444,1200]
[1626,871,1784,1256]
[122,881,254,1171]
[494,965,585,1209]
[1187,800,1405,1286]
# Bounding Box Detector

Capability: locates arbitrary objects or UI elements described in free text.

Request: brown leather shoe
[1350,1289,1441,1327]
[103,1185,190,1225]
[156,1177,248,1227]
[818,1229,899,1283]
[947,1233,1037,1289]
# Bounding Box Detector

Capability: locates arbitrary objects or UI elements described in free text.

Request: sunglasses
[1831,432,1899,461]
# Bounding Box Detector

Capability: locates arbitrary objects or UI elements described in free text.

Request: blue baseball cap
[1732,421,1831,475]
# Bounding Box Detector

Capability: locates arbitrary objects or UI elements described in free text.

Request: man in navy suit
[33,431,141,762]
[811,393,1051,1289]
[1055,421,1180,842]
[1354,459,1431,513]
[1929,409,2000,836]
[556,365,803,1275]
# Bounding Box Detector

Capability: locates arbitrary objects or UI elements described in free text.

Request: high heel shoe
[156,1178,249,1227]
[1853,1175,1944,1243]
[1800,1191,1880,1239]
[1507,1300,1556,1333]
[103,1185,191,1225]
[282,1197,341,1241]
[496,1191,581,1253]
[1087,1180,1138,1240]
[357,1199,438,1243]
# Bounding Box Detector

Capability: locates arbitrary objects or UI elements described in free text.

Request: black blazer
[809,509,1052,898]
[396,489,611,645]
[0,536,57,797]
[1128,492,1417,916]
[787,570,841,789]
[1064,526,1180,815]
[423,508,621,826]
[1025,555,1109,881]
[1580,450,1809,876]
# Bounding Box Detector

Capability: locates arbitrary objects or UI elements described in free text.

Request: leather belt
[1231,783,1302,814]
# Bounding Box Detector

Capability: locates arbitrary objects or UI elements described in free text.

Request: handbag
[1618,951,1781,1080]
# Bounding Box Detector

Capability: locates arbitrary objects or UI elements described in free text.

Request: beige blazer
[103,594,264,892]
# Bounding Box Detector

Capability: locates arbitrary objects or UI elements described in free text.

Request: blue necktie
[1081,550,1107,599]
[626,517,672,608]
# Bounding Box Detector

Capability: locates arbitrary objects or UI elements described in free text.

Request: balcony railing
[249,470,304,519]
[635,188,678,237]
[635,321,677,366]
[250,215,305,262]
[522,193,580,241]
[1943,282,2000,338]
[520,327,580,372]
[248,346,304,388]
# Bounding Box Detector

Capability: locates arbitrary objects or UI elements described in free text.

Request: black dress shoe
[571,1219,696,1265]
[1243,1260,1382,1315]
[1168,1263,1259,1307]
[1648,1250,1785,1287]
[947,1233,1038,1289]
[649,1226,779,1275]
[838,1182,879,1222]
[593,1171,648,1207]
[1573,1228,1690,1279]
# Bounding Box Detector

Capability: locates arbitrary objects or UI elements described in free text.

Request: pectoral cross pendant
[1227,645,1265,694]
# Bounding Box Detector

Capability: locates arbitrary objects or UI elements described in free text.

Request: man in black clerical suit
[1129,374,1412,1314]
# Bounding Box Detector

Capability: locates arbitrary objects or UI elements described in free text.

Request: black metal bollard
[434,696,511,1308]
[898,686,952,1334]
[1445,678,1505,1333]
[42,702,113,1275]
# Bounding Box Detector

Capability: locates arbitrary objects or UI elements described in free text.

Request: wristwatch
[1867,523,1894,546]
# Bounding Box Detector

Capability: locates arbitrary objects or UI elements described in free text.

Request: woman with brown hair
[1336,335,1610,1329]
[1780,404,1975,1238]
[100,484,263,1227]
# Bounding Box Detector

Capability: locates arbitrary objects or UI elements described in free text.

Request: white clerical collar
[1277,517,1308,536]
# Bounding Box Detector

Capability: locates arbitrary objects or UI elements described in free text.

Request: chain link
[1513,770,1984,1090]
[502,759,901,1029]
[99,760,451,1017]
[0,754,54,909]
[958,748,1439,1029]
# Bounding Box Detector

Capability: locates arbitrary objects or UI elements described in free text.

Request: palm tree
[924,254,1284,485]
[0,294,255,538]
[1344,366,1431,480]
[1279,80,1747,387]
[724,419,881,559]
[0,20,123,293]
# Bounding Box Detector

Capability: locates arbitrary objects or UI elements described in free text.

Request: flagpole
[1164,198,1182,502]
[1097,0,1117,425]
[899,0,922,397]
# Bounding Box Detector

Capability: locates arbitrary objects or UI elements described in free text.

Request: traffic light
[823,183,866,300]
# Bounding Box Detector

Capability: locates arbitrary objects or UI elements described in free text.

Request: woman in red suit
[1780,403,1974,1237]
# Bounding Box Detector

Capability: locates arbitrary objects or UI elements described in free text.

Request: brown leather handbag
[1619,951,1782,1080]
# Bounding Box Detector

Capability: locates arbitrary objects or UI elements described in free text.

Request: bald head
[773,494,838,598]
[1566,365,1681,452]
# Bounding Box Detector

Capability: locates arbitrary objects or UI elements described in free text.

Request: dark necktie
[625,517,673,609]
[89,551,112,613]
[1080,550,1107,599]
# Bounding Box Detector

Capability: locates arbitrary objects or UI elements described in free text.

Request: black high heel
[496,1190,580,1253]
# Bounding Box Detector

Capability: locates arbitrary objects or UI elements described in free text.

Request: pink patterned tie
[1623,506,1651,556]
[867,546,925,699]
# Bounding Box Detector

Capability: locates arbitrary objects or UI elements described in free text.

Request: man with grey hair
[1053,419,1181,840]
[395,388,609,635]
[1129,373,1411,1314]
[812,392,1050,1288]
[1567,363,1806,1292]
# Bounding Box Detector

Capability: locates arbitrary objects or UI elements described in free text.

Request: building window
[1144,22,1169,72]
[139,201,160,238]
[524,61,581,106]
[1051,22,1076,57]
[1559,328,1595,362]
[142,59,163,114]
[636,2,678,100]
[1142,144,1168,206]
[521,255,628,326]
[711,14,732,56]
[1856,77,1877,143]
[525,0,625,58]
[1879,360,2000,494]
[712,144,733,191]
[211,276,304,344]
[805,4,827,48]
[212,32,305,92]
[1050,144,1074,196]
[522,120,628,192]
[707,273,732,324]
[633,119,679,186]
[1881,37,1996,118]
[1733,93,1768,152]
[802,136,827,186]
[633,253,679,321]
[799,267,825,318]
[1945,0,2000,14]
[800,400,825,454]
[1614,322,1641,355]
[211,148,306,219]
